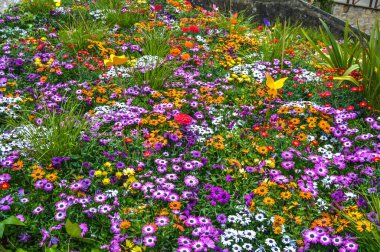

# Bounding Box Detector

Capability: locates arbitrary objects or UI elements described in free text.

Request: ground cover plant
[0,0,379,251]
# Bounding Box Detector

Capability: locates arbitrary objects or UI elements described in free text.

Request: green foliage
[313,0,335,13]
[356,20,380,110]
[138,28,171,57]
[0,216,25,238]
[92,0,125,10]
[261,19,301,62]
[7,101,88,165]
[105,10,147,29]
[339,192,380,251]
[130,61,180,90]
[302,19,360,71]
[56,4,106,51]
[20,0,55,15]
[58,17,107,52]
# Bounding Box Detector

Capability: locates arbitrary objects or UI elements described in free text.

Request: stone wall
[191,0,366,36]
[332,3,380,34]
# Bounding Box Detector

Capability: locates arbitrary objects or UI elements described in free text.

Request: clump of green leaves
[20,0,55,15]
[58,13,107,52]
[302,19,360,71]
[8,101,88,165]
[356,20,380,110]
[138,28,171,57]
[261,19,301,63]
[105,10,147,29]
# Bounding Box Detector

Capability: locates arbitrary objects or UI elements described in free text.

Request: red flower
[257,26,263,31]
[153,4,162,11]
[359,101,367,107]
[346,105,355,111]
[292,140,300,147]
[182,27,190,33]
[174,114,193,125]
[1,182,9,190]
[189,25,199,33]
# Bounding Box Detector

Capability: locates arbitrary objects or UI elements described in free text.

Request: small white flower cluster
[134,55,163,73]
[99,66,131,81]
[0,125,34,159]
[0,96,22,118]
[100,55,164,81]
[220,206,297,252]
[0,26,28,39]
[89,9,107,21]
[187,124,214,143]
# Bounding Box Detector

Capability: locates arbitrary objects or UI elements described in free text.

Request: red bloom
[189,25,199,33]
[154,4,162,11]
[174,114,193,125]
[1,182,9,190]
[292,140,300,147]
[182,27,190,33]
[257,26,263,31]
[359,101,367,107]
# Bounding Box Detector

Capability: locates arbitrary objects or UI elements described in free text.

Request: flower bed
[0,0,379,251]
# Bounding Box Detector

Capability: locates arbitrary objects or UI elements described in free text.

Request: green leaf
[16,249,27,252]
[65,219,82,239]
[0,223,4,238]
[2,216,25,226]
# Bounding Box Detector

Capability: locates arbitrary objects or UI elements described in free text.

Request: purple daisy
[344,240,359,252]
[303,230,319,244]
[216,213,227,224]
[55,200,69,212]
[143,236,156,247]
[184,175,199,187]
[155,216,169,226]
[319,234,331,245]
[177,246,192,252]
[54,211,67,221]
[94,193,108,203]
[178,236,192,246]
[98,204,112,214]
[185,216,198,227]
[32,206,44,214]
[142,224,156,235]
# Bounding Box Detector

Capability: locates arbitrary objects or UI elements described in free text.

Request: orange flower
[184,41,193,48]
[263,197,275,206]
[31,168,45,180]
[173,224,184,232]
[299,191,312,200]
[281,191,292,200]
[254,186,269,196]
[120,220,131,229]
[170,48,182,56]
[12,160,24,171]
[273,215,286,226]
[170,201,181,210]
[181,53,191,61]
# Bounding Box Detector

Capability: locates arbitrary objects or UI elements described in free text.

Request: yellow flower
[263,197,275,206]
[123,168,135,176]
[53,0,61,7]
[115,172,123,179]
[102,178,111,185]
[103,162,112,168]
[94,170,102,177]
[356,220,372,232]
[102,171,108,176]
[348,211,363,221]
[254,186,269,196]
